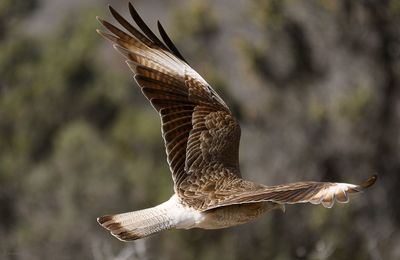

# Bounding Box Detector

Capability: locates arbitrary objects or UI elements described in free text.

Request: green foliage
[173,1,219,42]
[338,86,373,121]
[0,1,398,259]
[252,0,286,30]
[0,0,38,18]
[307,96,327,123]
[389,0,400,16]
[0,5,172,258]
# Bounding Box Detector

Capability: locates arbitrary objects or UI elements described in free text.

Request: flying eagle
[96,3,377,241]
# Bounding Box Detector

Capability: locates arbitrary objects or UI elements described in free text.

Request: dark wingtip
[157,20,188,63]
[108,4,119,18]
[361,174,378,189]
[128,1,168,50]
[128,2,136,16]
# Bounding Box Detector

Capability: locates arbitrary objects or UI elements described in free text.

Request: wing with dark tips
[97,3,241,194]
[186,175,378,211]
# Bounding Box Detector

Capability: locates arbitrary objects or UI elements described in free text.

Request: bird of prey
[96,2,377,241]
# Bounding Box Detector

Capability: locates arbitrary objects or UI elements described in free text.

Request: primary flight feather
[96,2,377,241]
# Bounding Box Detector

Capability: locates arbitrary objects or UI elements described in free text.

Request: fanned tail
[98,205,174,241]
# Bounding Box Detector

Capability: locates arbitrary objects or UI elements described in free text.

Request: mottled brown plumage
[96,2,377,241]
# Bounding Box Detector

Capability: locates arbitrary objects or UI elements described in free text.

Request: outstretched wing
[183,175,377,211]
[97,3,241,194]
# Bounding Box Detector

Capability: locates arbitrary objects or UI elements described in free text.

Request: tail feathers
[98,206,173,241]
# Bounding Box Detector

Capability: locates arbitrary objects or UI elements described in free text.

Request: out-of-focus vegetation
[0,0,399,259]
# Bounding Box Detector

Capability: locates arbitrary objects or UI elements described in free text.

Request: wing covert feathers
[192,174,377,211]
[97,2,241,193]
[97,3,376,213]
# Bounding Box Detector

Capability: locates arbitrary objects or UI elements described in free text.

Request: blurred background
[0,0,399,259]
